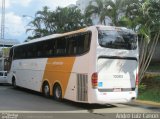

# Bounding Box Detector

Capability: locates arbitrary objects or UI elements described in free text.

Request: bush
[138,75,160,102]
[138,83,146,94]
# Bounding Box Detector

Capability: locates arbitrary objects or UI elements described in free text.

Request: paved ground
[0,84,160,119]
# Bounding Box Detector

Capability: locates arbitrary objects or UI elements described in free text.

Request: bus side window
[77,33,90,54]
[56,37,67,56]
[42,44,48,57]
[14,47,22,59]
[51,40,56,56]
[67,32,91,56]
[67,36,77,55]
[47,40,55,57]
[84,33,90,51]
[77,35,84,54]
[32,44,37,58]
[37,51,41,57]
[37,42,43,57]
[9,48,13,60]
[26,45,33,58]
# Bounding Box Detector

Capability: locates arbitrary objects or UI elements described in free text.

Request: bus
[7,25,139,104]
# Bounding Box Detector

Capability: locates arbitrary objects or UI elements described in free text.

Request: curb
[145,72,160,76]
[133,100,160,107]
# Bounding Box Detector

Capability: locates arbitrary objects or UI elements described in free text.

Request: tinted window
[67,36,77,55]
[56,37,67,56]
[77,32,90,54]
[98,30,137,50]
[66,32,91,55]
[0,72,3,76]
[13,31,91,59]
[9,48,13,59]
[4,72,7,76]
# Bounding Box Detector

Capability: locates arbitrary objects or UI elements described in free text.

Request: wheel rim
[44,84,49,96]
[55,85,62,99]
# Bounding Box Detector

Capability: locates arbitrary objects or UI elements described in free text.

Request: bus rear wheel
[53,84,62,101]
[42,82,50,97]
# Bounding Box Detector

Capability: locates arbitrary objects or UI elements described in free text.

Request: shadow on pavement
[10,86,117,110]
[0,83,11,86]
[62,99,117,110]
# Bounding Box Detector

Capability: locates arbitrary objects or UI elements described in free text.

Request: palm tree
[26,6,91,39]
[137,0,160,82]
[121,0,160,82]
[119,0,146,30]
[52,6,92,33]
[85,0,108,25]
[104,0,128,26]
[85,0,133,26]
[26,6,56,39]
[34,6,56,34]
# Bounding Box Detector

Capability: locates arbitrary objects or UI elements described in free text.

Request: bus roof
[13,25,135,47]
[13,27,89,47]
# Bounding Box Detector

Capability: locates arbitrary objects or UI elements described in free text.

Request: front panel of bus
[90,26,138,104]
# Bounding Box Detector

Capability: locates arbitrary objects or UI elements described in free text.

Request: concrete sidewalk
[128,100,160,108]
[145,72,160,76]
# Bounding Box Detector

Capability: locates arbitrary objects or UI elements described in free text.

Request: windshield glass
[98,30,137,50]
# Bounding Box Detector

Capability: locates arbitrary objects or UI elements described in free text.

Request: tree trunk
[139,32,160,83]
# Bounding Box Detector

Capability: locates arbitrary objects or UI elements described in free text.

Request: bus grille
[77,74,88,102]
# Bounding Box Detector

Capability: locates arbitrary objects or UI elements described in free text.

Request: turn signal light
[92,72,98,89]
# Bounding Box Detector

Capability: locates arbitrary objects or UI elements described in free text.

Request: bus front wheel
[53,84,62,101]
[12,77,16,88]
[42,82,50,97]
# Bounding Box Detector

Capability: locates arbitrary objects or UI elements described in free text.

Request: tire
[42,82,50,97]
[12,77,16,88]
[53,84,62,101]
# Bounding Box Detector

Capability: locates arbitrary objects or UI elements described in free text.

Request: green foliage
[27,0,160,45]
[124,0,160,37]
[138,75,160,102]
[85,0,108,25]
[85,0,147,26]
[85,0,160,36]
[138,83,147,94]
[1,48,10,58]
[54,7,92,33]
[138,88,160,102]
[147,63,160,72]
[27,6,92,40]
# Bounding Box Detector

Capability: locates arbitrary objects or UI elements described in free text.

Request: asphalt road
[0,84,160,119]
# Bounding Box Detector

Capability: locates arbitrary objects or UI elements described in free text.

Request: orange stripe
[62,29,86,36]
[42,57,75,97]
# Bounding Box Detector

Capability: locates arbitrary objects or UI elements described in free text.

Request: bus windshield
[98,30,137,50]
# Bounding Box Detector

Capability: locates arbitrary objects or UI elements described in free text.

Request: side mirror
[5,57,10,62]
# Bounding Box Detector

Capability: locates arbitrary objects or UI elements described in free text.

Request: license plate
[113,88,121,92]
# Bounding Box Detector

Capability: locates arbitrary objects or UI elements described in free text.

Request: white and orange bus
[7,25,139,104]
